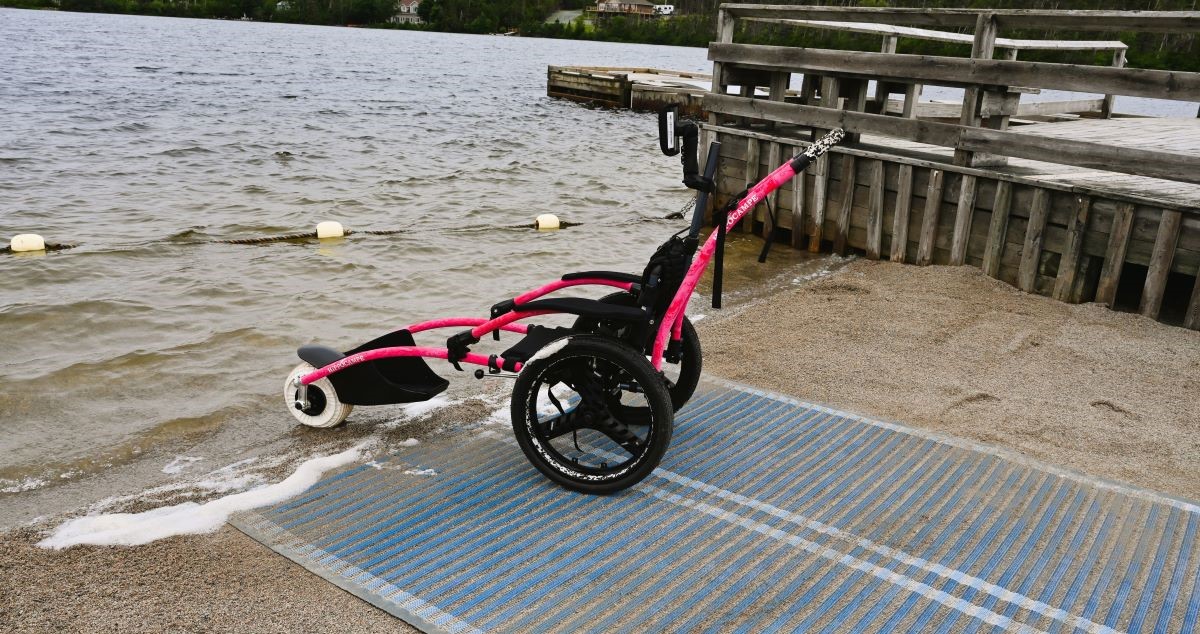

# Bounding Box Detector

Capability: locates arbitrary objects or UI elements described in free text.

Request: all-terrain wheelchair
[285,107,844,493]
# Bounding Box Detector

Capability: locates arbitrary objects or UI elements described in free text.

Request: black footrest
[302,329,449,405]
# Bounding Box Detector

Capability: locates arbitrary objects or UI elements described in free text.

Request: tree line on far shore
[3,0,1197,72]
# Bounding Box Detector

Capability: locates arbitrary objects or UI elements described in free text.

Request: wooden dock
[694,6,1200,330]
[547,66,712,116]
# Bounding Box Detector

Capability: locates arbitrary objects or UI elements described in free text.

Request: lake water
[0,8,1189,526]
[1,9,829,524]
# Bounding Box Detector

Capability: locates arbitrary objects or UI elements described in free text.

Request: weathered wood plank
[1139,209,1183,318]
[808,155,829,252]
[866,160,885,259]
[1094,202,1135,307]
[757,19,1126,52]
[890,164,914,263]
[953,14,998,167]
[702,95,1200,186]
[834,156,857,256]
[791,157,806,248]
[707,44,1200,103]
[982,181,1012,278]
[743,137,760,233]
[720,7,1200,36]
[916,168,944,266]
[1018,188,1050,292]
[1053,195,1092,302]
[1186,274,1200,330]
[949,174,979,265]
[764,141,782,238]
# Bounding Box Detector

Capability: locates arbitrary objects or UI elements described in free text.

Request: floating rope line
[3,220,586,255]
[1,243,78,255]
[215,231,328,245]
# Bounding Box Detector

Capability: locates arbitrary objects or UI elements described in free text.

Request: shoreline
[4,258,1199,631]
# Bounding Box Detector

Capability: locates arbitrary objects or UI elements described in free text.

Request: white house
[391,0,422,24]
[653,4,674,15]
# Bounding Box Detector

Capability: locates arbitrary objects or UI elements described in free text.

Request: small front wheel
[284,363,353,428]
[510,335,673,494]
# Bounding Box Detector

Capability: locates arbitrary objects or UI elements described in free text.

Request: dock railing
[701,5,1200,329]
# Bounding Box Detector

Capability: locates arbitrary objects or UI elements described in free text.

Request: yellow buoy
[10,234,46,253]
[316,221,345,239]
[535,214,560,231]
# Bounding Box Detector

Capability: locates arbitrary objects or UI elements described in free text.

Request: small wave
[38,441,374,549]
[134,65,164,71]
[157,146,215,157]
[1,477,49,495]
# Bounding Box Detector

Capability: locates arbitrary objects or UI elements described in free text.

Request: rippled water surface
[2,9,832,518]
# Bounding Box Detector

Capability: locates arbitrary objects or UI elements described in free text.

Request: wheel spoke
[592,412,645,455]
[535,407,586,440]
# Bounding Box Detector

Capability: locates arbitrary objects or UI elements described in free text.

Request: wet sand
[4,259,1198,632]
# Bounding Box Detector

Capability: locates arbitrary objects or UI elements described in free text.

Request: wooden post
[890,164,914,263]
[954,13,998,167]
[743,137,760,233]
[764,141,782,239]
[881,35,898,55]
[866,160,885,259]
[1101,48,1127,119]
[791,152,807,249]
[1095,202,1135,307]
[982,181,1012,278]
[902,83,922,119]
[841,79,868,144]
[707,8,736,128]
[808,155,829,252]
[916,169,944,266]
[949,175,978,266]
[1053,195,1092,302]
[1139,209,1182,318]
[767,72,789,130]
[834,156,856,256]
[1018,189,1050,293]
[1186,273,1200,330]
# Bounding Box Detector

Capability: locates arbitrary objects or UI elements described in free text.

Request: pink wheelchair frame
[298,128,846,389]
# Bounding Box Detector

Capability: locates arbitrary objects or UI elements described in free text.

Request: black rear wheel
[510,335,673,494]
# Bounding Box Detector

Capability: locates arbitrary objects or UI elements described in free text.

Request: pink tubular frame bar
[300,130,841,385]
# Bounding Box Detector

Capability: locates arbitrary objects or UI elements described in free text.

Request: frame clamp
[446,330,479,371]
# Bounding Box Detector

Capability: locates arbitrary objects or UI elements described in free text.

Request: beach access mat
[231,380,1200,633]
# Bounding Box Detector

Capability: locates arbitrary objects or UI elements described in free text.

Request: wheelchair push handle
[790,128,845,173]
[658,105,710,192]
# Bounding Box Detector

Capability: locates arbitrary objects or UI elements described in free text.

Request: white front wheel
[284,363,353,428]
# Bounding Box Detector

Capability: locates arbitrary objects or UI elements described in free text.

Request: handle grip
[789,128,846,173]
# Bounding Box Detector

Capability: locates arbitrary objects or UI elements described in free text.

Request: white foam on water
[1,477,49,495]
[161,455,204,475]
[37,442,374,550]
[398,438,420,447]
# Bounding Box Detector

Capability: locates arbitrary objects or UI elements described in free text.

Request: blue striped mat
[231,380,1200,633]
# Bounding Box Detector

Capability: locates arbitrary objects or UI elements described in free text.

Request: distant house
[391,0,422,24]
[653,4,674,15]
[594,0,655,18]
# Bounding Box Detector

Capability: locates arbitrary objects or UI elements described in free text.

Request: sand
[704,259,1200,501]
[3,258,1198,632]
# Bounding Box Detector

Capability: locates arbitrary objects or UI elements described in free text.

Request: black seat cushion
[561,270,641,284]
[520,297,650,322]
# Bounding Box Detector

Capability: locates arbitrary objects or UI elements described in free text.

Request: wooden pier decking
[699,6,1200,330]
